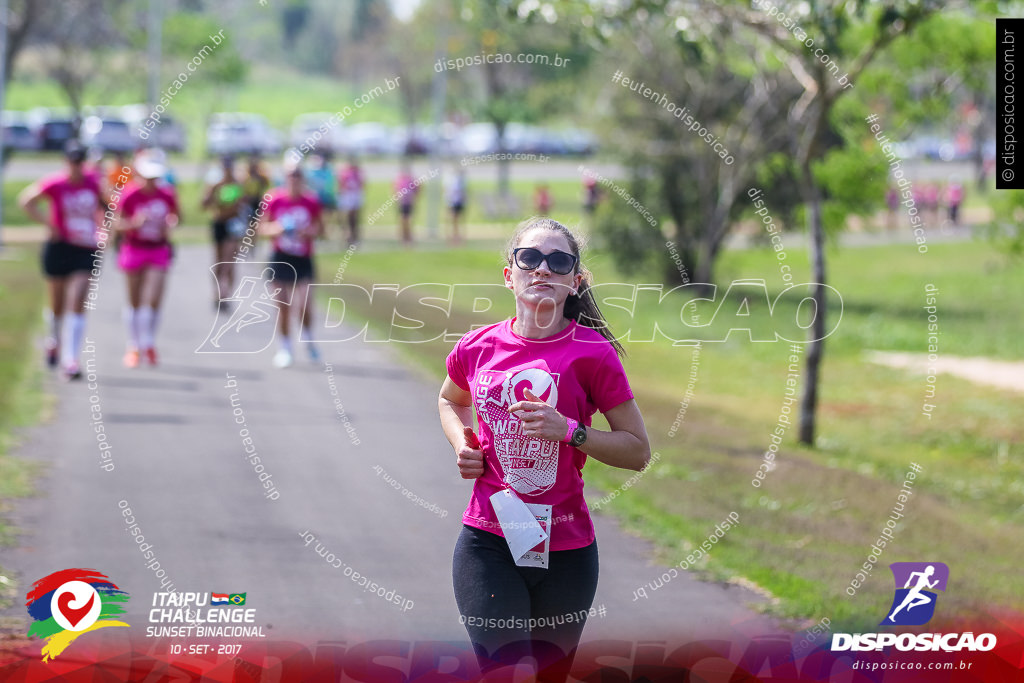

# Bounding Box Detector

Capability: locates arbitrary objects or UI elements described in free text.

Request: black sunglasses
[512,247,578,275]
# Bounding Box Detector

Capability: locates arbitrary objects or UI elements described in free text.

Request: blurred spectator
[885,186,899,232]
[446,167,467,245]
[338,158,364,247]
[394,162,419,245]
[946,180,964,226]
[534,183,552,216]
[582,173,601,215]
[923,183,940,225]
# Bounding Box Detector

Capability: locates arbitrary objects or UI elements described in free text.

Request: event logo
[25,569,130,662]
[883,561,949,626]
[196,264,295,353]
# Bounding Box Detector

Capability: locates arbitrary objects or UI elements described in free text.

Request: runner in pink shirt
[19,141,108,379]
[438,217,651,679]
[258,163,324,368]
[116,154,179,367]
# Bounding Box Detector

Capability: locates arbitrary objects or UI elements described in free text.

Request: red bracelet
[564,418,578,443]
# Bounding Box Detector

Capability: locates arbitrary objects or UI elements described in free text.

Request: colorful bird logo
[25,569,130,662]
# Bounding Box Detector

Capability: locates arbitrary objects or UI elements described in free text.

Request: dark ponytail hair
[505,217,626,357]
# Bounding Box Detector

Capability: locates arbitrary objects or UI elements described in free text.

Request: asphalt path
[1,244,780,651]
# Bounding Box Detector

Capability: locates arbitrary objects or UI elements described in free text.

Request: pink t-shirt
[266,189,321,257]
[446,318,635,551]
[394,173,418,208]
[120,185,179,246]
[38,173,104,248]
[339,166,363,193]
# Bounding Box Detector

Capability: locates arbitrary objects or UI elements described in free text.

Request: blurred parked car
[121,105,187,152]
[339,122,391,156]
[28,108,78,151]
[391,125,434,156]
[895,134,972,162]
[290,113,345,153]
[207,113,282,157]
[2,111,40,151]
[556,128,597,156]
[80,115,136,153]
[457,122,499,156]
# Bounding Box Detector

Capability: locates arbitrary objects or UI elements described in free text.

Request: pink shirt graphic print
[476,366,562,496]
[447,318,634,550]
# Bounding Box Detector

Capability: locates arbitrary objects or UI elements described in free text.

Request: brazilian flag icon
[228,593,246,605]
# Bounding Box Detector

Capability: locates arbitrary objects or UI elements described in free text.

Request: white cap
[135,157,166,180]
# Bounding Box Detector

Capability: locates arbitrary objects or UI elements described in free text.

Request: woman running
[306,151,338,237]
[116,154,179,367]
[258,163,324,368]
[438,217,651,680]
[202,156,244,308]
[19,141,108,380]
[241,154,271,234]
[338,158,364,246]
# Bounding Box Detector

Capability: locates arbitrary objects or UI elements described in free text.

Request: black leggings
[452,525,599,680]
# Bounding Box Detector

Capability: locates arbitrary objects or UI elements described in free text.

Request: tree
[161,11,248,110]
[448,0,593,197]
[3,0,45,84]
[32,0,132,115]
[713,0,957,445]
[587,10,804,289]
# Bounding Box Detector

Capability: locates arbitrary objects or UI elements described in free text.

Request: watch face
[570,426,587,447]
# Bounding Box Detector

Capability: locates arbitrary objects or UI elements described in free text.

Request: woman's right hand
[456,426,485,479]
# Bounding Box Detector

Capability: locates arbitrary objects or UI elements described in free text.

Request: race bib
[517,503,552,568]
[489,489,547,562]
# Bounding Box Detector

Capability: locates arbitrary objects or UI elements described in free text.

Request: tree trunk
[798,164,826,446]
[495,121,510,199]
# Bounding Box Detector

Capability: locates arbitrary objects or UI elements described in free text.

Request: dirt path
[868,351,1024,394]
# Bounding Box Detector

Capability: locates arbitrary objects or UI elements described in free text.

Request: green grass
[0,249,45,608]
[315,237,1024,631]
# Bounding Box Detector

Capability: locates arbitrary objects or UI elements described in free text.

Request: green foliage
[591,177,668,279]
[986,190,1024,258]
[163,12,248,87]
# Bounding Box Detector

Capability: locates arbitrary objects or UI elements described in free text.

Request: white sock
[65,313,86,366]
[280,335,293,354]
[124,307,140,349]
[138,306,155,349]
[44,310,62,348]
[299,326,314,343]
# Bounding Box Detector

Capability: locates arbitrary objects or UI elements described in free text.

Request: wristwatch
[563,418,588,447]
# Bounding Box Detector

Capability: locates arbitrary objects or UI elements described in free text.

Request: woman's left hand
[508,389,568,442]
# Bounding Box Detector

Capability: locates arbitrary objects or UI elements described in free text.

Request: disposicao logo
[883,561,949,626]
[832,562,996,653]
[25,569,130,662]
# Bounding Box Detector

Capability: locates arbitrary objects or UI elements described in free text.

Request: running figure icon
[197,263,295,353]
[210,269,284,347]
[887,565,938,622]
